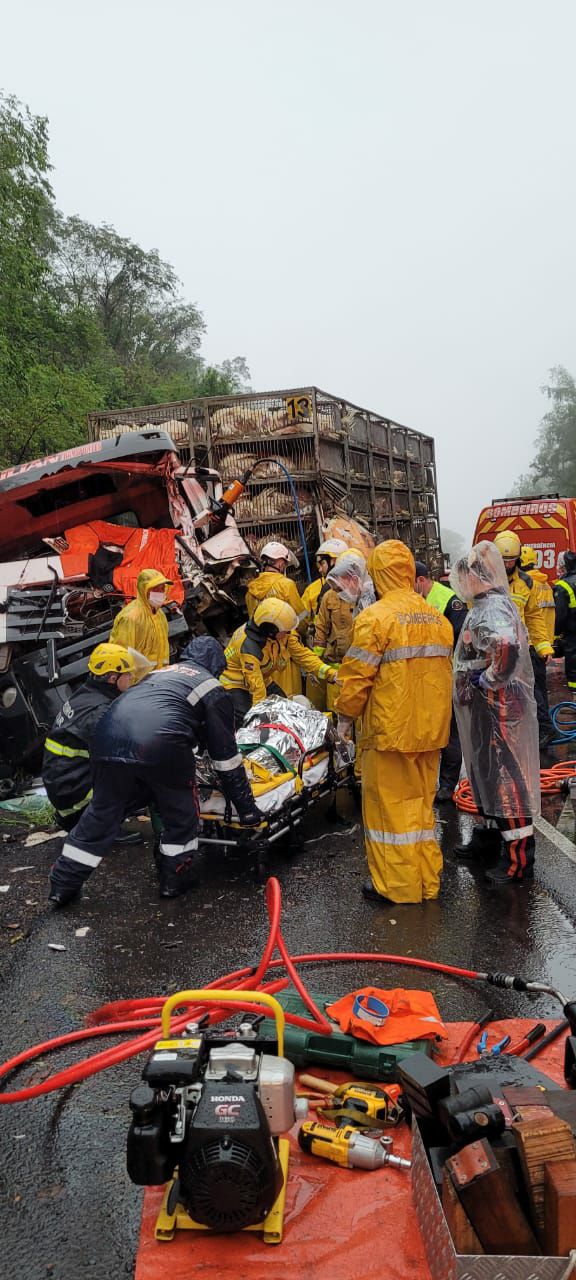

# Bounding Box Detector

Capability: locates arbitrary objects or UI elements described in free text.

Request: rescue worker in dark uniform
[554,550,576,697]
[415,560,466,802]
[451,542,540,885]
[42,643,144,832]
[48,637,260,906]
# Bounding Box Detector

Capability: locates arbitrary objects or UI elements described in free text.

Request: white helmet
[260,541,299,569]
[316,538,348,560]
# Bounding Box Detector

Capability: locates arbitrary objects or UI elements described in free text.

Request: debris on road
[75,927,90,938]
[47,943,66,952]
[24,831,63,847]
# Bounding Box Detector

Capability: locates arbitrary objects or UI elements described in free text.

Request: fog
[4,0,576,540]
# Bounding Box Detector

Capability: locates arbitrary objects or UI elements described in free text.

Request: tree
[51,216,205,369]
[0,93,53,395]
[0,93,251,468]
[510,366,576,497]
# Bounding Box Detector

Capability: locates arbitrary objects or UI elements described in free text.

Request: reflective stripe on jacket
[528,568,556,645]
[41,678,118,813]
[507,567,553,656]
[222,620,335,704]
[336,540,453,752]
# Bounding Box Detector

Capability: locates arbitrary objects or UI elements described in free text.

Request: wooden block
[514,1114,576,1237]
[543,1159,576,1256]
[446,1139,541,1256]
[442,1169,484,1255]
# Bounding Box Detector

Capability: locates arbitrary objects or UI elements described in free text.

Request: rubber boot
[48,854,91,907]
[158,854,198,899]
[485,836,536,885]
[453,824,502,861]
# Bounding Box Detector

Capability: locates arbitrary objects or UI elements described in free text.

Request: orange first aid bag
[326,986,448,1046]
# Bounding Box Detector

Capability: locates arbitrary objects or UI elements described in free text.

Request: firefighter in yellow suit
[335,540,453,904]
[246,542,308,696]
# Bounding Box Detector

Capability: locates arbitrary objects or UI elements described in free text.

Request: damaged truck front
[0,431,254,778]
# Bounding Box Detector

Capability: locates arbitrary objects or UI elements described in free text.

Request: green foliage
[510,366,576,498]
[0,93,250,468]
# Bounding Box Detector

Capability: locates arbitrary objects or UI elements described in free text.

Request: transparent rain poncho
[450,541,540,817]
[326,550,376,616]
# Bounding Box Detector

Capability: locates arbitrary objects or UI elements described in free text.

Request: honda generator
[126,989,305,1244]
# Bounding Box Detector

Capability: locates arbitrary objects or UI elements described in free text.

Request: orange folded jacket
[59,521,184,605]
[326,986,448,1046]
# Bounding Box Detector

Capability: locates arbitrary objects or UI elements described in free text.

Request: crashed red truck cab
[0,431,254,776]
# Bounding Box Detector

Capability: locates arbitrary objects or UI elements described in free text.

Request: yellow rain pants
[362,747,442,902]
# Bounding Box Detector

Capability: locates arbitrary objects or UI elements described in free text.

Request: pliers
[476,1031,511,1057]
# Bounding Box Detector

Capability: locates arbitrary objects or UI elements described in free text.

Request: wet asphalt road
[1,781,576,1279]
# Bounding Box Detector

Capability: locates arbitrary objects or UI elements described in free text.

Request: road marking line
[535,814,576,866]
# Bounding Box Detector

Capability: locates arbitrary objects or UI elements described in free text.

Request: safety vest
[557,579,576,609]
[426,581,456,615]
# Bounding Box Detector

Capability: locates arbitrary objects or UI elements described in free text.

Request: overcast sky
[4,1,576,540]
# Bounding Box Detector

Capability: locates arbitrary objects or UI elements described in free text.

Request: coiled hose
[455,758,576,813]
[551,700,576,743]
[0,878,570,1102]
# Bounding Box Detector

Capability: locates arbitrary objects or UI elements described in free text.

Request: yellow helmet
[520,544,537,570]
[493,530,521,560]
[253,599,298,632]
[88,643,136,677]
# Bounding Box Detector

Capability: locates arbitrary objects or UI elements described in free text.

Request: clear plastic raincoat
[450,541,540,818]
[326,550,376,616]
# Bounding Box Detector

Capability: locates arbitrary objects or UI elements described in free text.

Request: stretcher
[197,741,356,852]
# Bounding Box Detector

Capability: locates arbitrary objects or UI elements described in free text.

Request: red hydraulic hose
[0,876,503,1105]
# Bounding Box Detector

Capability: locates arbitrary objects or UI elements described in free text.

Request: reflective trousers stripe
[61,843,102,868]
[502,825,533,841]
[346,645,382,666]
[365,827,437,846]
[212,754,242,772]
[45,738,90,759]
[160,838,199,857]
[381,645,453,663]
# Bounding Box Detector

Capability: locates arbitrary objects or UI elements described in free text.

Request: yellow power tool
[299,1074,404,1129]
[298,1121,411,1171]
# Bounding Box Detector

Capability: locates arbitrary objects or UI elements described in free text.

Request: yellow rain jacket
[525,567,555,646]
[110,569,170,672]
[336,542,453,751]
[246,571,308,629]
[246,571,308,695]
[507,568,554,657]
[335,540,454,905]
[301,576,324,623]
[314,588,354,663]
[222,621,337,705]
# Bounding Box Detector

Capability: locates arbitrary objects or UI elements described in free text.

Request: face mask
[338,586,359,604]
[148,590,166,608]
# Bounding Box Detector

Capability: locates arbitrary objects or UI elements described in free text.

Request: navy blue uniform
[42,678,118,829]
[49,660,259,901]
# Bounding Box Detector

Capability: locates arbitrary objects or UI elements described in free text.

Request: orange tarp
[60,522,184,604]
[134,1018,567,1280]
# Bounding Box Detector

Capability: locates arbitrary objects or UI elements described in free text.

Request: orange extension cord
[454,760,576,813]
